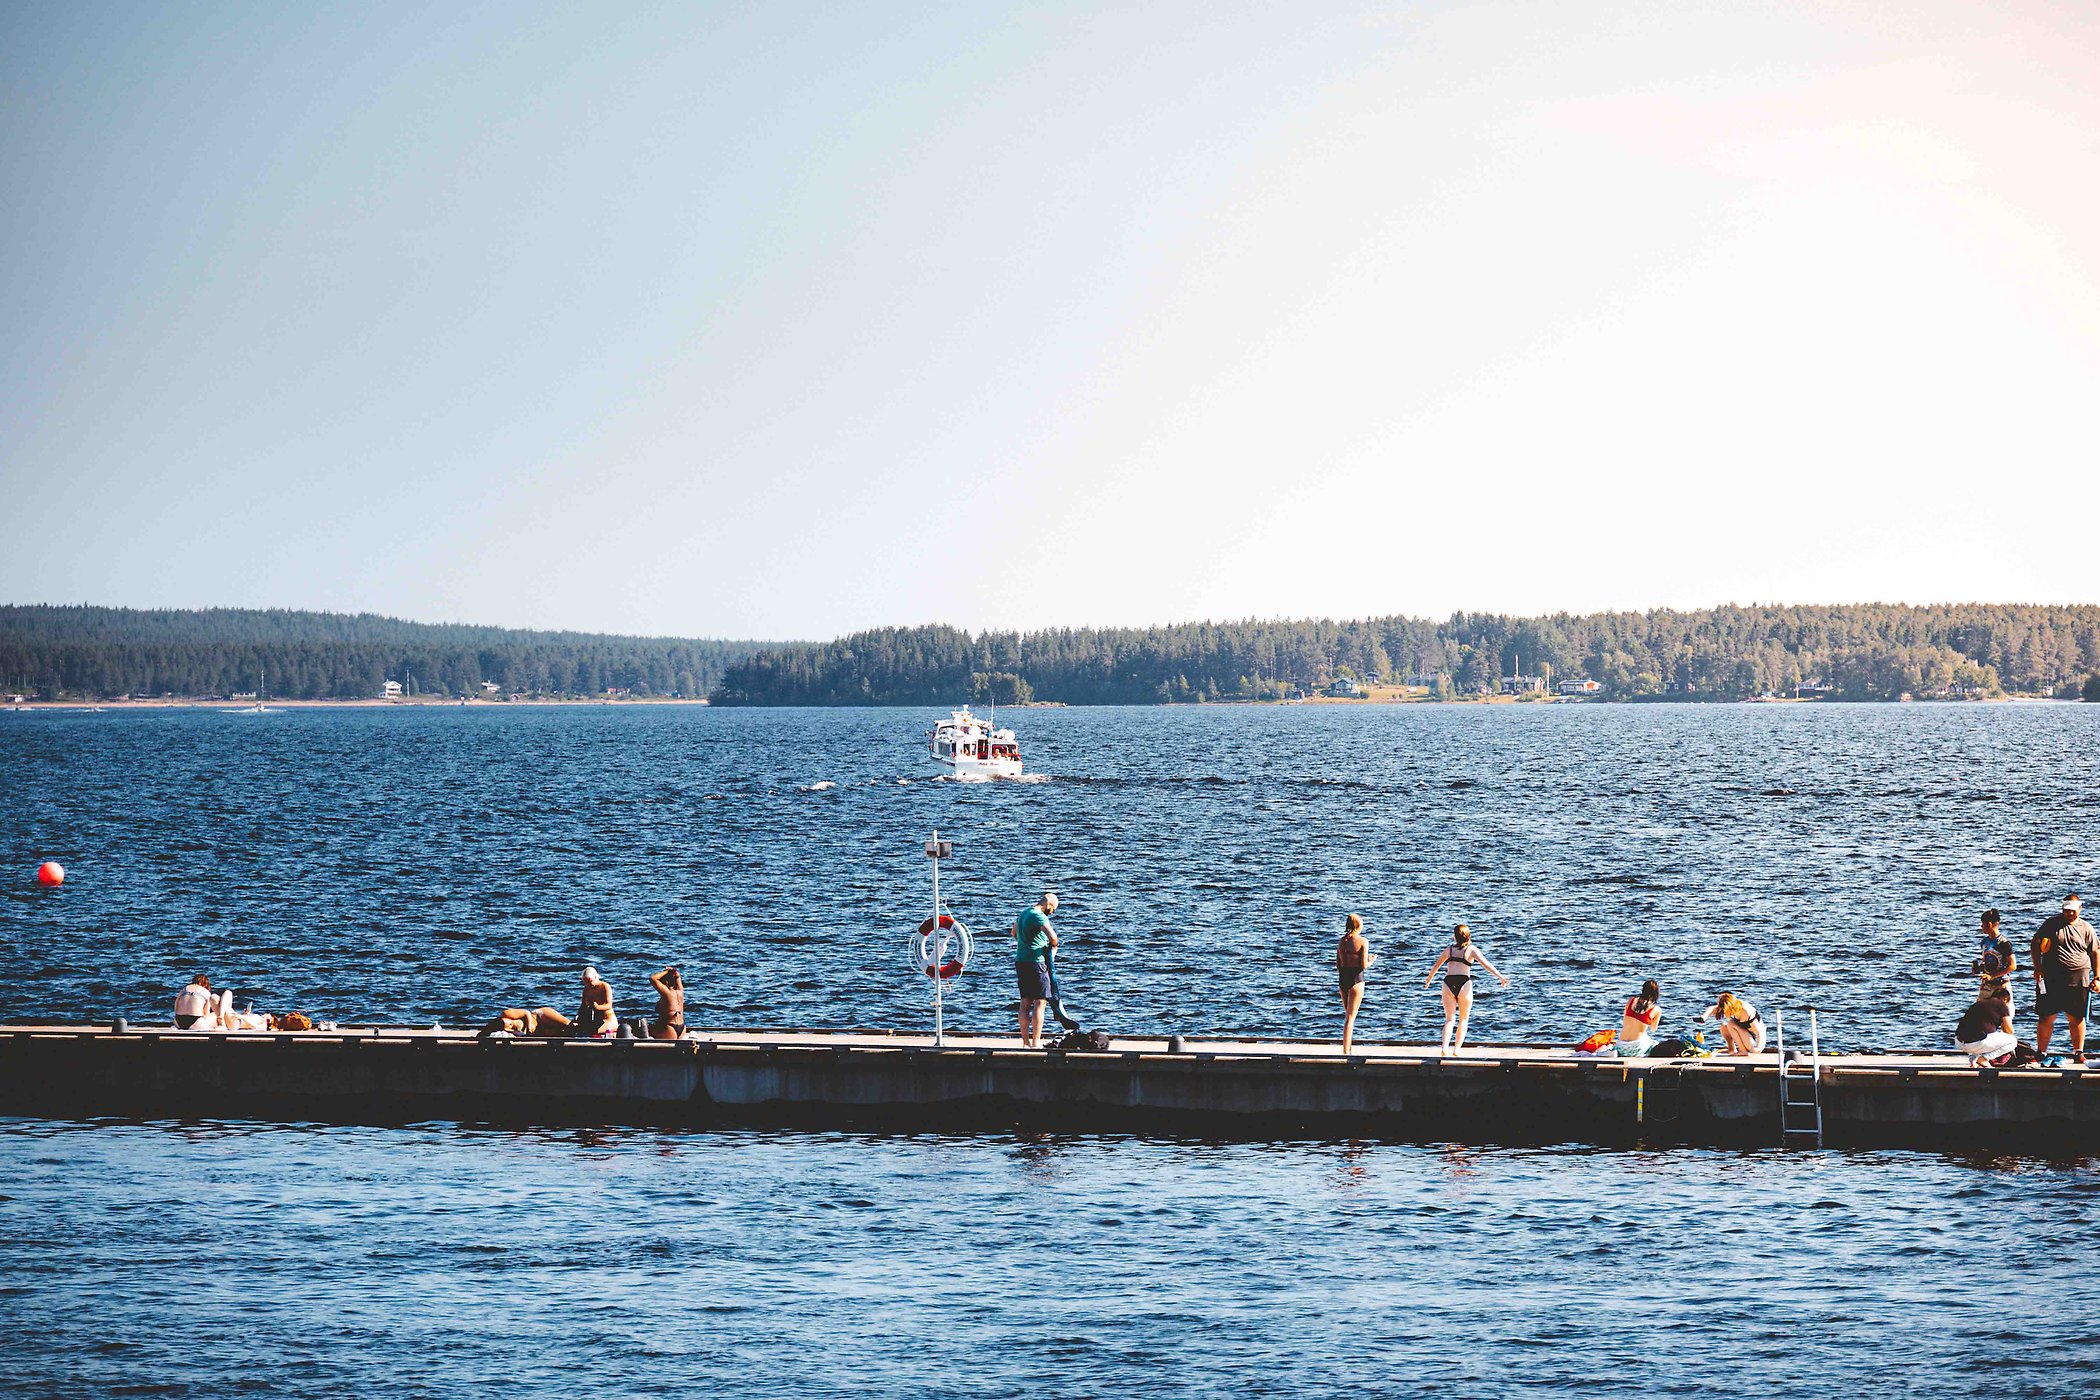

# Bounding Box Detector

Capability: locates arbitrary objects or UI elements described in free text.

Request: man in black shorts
[1014,892,1059,1048]
[2032,894,2099,1061]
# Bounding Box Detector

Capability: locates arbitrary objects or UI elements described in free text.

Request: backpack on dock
[1056,1029,1111,1052]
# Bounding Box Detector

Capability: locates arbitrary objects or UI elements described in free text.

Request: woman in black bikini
[648,966,685,1040]
[1423,924,1509,1055]
[1337,913,1376,1055]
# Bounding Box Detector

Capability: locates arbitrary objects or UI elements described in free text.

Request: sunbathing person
[648,967,685,1040]
[479,1007,574,1038]
[577,966,618,1038]
[1616,980,1662,1057]
[173,975,213,1029]
[1698,992,1767,1055]
[211,989,271,1031]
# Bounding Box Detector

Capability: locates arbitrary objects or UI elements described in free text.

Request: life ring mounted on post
[913,913,973,980]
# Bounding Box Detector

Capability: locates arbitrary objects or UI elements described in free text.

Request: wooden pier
[2,1025,2095,1149]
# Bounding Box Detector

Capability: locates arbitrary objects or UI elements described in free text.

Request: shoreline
[3,695,2078,712]
[3,696,717,711]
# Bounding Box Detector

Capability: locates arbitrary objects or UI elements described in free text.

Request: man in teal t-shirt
[1014,892,1059,1047]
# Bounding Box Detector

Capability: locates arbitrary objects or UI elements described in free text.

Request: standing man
[1014,891,1059,1049]
[2032,895,2099,1062]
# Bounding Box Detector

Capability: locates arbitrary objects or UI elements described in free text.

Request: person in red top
[1616,980,1662,1057]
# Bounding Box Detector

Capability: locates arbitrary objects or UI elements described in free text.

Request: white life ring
[913,913,972,979]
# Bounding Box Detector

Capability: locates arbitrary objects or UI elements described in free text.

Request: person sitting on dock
[1697,992,1766,1055]
[576,966,618,1039]
[1616,980,1662,1057]
[1423,924,1508,1056]
[1337,913,1376,1055]
[173,974,213,1029]
[2031,894,2098,1063]
[648,966,685,1040]
[478,1006,573,1038]
[1955,977,2017,1067]
[1014,892,1059,1048]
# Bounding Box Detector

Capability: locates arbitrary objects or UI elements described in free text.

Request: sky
[2,0,2096,641]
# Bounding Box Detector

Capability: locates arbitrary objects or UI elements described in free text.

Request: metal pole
[931,829,944,1046]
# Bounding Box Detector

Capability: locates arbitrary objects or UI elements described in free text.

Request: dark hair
[1639,979,1660,1002]
[1981,909,2000,927]
[196,974,210,988]
[666,968,682,989]
[1453,924,1471,946]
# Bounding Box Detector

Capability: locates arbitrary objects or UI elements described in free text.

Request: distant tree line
[711,606,2100,705]
[0,606,770,700]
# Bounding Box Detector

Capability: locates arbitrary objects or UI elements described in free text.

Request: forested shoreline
[9,603,2100,705]
[712,606,2100,705]
[0,606,768,700]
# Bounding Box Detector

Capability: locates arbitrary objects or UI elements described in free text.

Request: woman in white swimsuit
[1423,924,1509,1055]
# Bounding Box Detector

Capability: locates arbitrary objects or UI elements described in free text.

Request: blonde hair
[1715,992,1747,1021]
[1344,913,1363,935]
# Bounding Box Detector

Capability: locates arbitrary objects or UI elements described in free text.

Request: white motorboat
[928,704,1023,779]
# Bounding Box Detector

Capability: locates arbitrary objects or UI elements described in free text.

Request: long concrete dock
[3,1025,2096,1149]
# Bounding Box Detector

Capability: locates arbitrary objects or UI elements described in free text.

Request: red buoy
[36,861,64,887]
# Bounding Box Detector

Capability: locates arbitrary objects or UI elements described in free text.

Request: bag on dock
[1055,1029,1111,1052]
[1647,1037,1690,1058]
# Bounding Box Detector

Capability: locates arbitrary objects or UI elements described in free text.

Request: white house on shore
[1556,678,1602,695]
[380,680,403,700]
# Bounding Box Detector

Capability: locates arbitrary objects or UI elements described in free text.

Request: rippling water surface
[3,703,2098,1393]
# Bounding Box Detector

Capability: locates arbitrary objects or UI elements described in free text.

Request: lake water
[3,703,2098,1394]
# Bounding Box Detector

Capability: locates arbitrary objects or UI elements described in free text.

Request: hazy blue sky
[3,0,2095,639]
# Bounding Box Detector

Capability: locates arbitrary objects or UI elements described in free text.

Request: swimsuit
[1338,938,1366,992]
[1442,946,1478,994]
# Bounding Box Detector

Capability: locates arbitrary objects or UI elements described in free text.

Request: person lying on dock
[172,980,273,1032]
[1955,978,2017,1067]
[478,1007,573,1038]
[1697,993,1766,1055]
[1337,913,1375,1055]
[576,966,618,1039]
[173,974,213,1029]
[1423,925,1508,1056]
[1616,980,1662,1057]
[648,966,685,1040]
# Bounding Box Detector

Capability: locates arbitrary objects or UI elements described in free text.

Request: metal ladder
[1774,1008,1824,1147]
